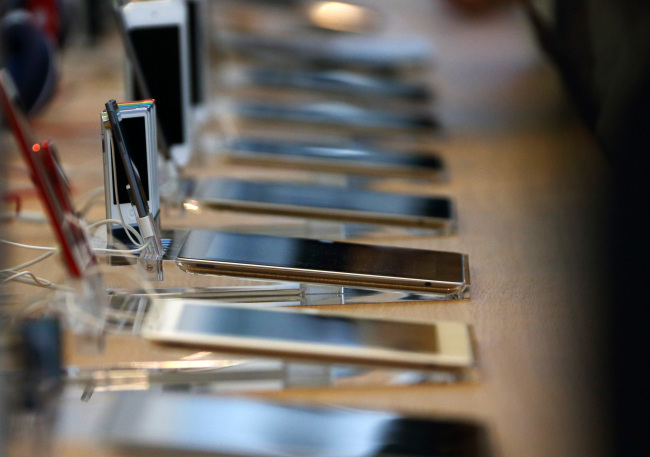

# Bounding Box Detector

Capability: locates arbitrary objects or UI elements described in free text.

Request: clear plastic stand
[104,271,469,309]
[63,281,475,397]
[158,157,186,210]
[64,356,476,401]
[103,215,166,283]
[197,215,456,240]
[62,274,108,336]
[300,283,471,304]
[57,271,473,401]
[52,273,112,359]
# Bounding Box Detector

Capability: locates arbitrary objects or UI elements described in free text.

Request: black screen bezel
[111,115,150,205]
[129,25,185,146]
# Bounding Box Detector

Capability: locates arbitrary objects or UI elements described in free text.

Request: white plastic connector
[136,213,164,281]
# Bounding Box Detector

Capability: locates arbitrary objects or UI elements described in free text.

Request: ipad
[143,299,474,370]
[225,137,445,180]
[236,100,438,131]
[242,67,431,101]
[67,392,489,457]
[169,230,470,298]
[190,178,454,231]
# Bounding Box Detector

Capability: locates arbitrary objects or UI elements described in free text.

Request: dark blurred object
[72,391,491,456]
[225,137,445,180]
[526,2,650,457]
[523,0,597,129]
[236,100,439,131]
[246,67,432,101]
[444,0,521,14]
[524,0,650,163]
[84,0,112,43]
[0,322,10,457]
[25,0,63,43]
[0,33,7,457]
[19,316,63,411]
[0,9,58,114]
[1,0,64,45]
[3,317,64,456]
[590,3,650,457]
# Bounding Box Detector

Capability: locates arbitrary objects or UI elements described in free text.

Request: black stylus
[105,99,149,218]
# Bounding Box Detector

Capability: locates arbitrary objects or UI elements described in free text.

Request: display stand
[65,357,475,401]
[105,277,469,312]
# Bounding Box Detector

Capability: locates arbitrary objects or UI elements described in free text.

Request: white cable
[0,239,57,251]
[0,250,56,272]
[86,219,143,243]
[1,270,51,285]
[1,242,158,335]
[93,239,151,255]
[2,233,147,261]
[85,218,144,245]
[0,241,63,291]
[2,232,158,335]
[1,270,72,291]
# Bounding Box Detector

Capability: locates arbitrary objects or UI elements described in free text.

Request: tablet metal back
[173,230,470,298]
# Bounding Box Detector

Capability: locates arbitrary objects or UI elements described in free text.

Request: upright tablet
[101,101,159,228]
[120,0,193,165]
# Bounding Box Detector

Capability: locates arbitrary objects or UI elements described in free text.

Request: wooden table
[1,2,610,456]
